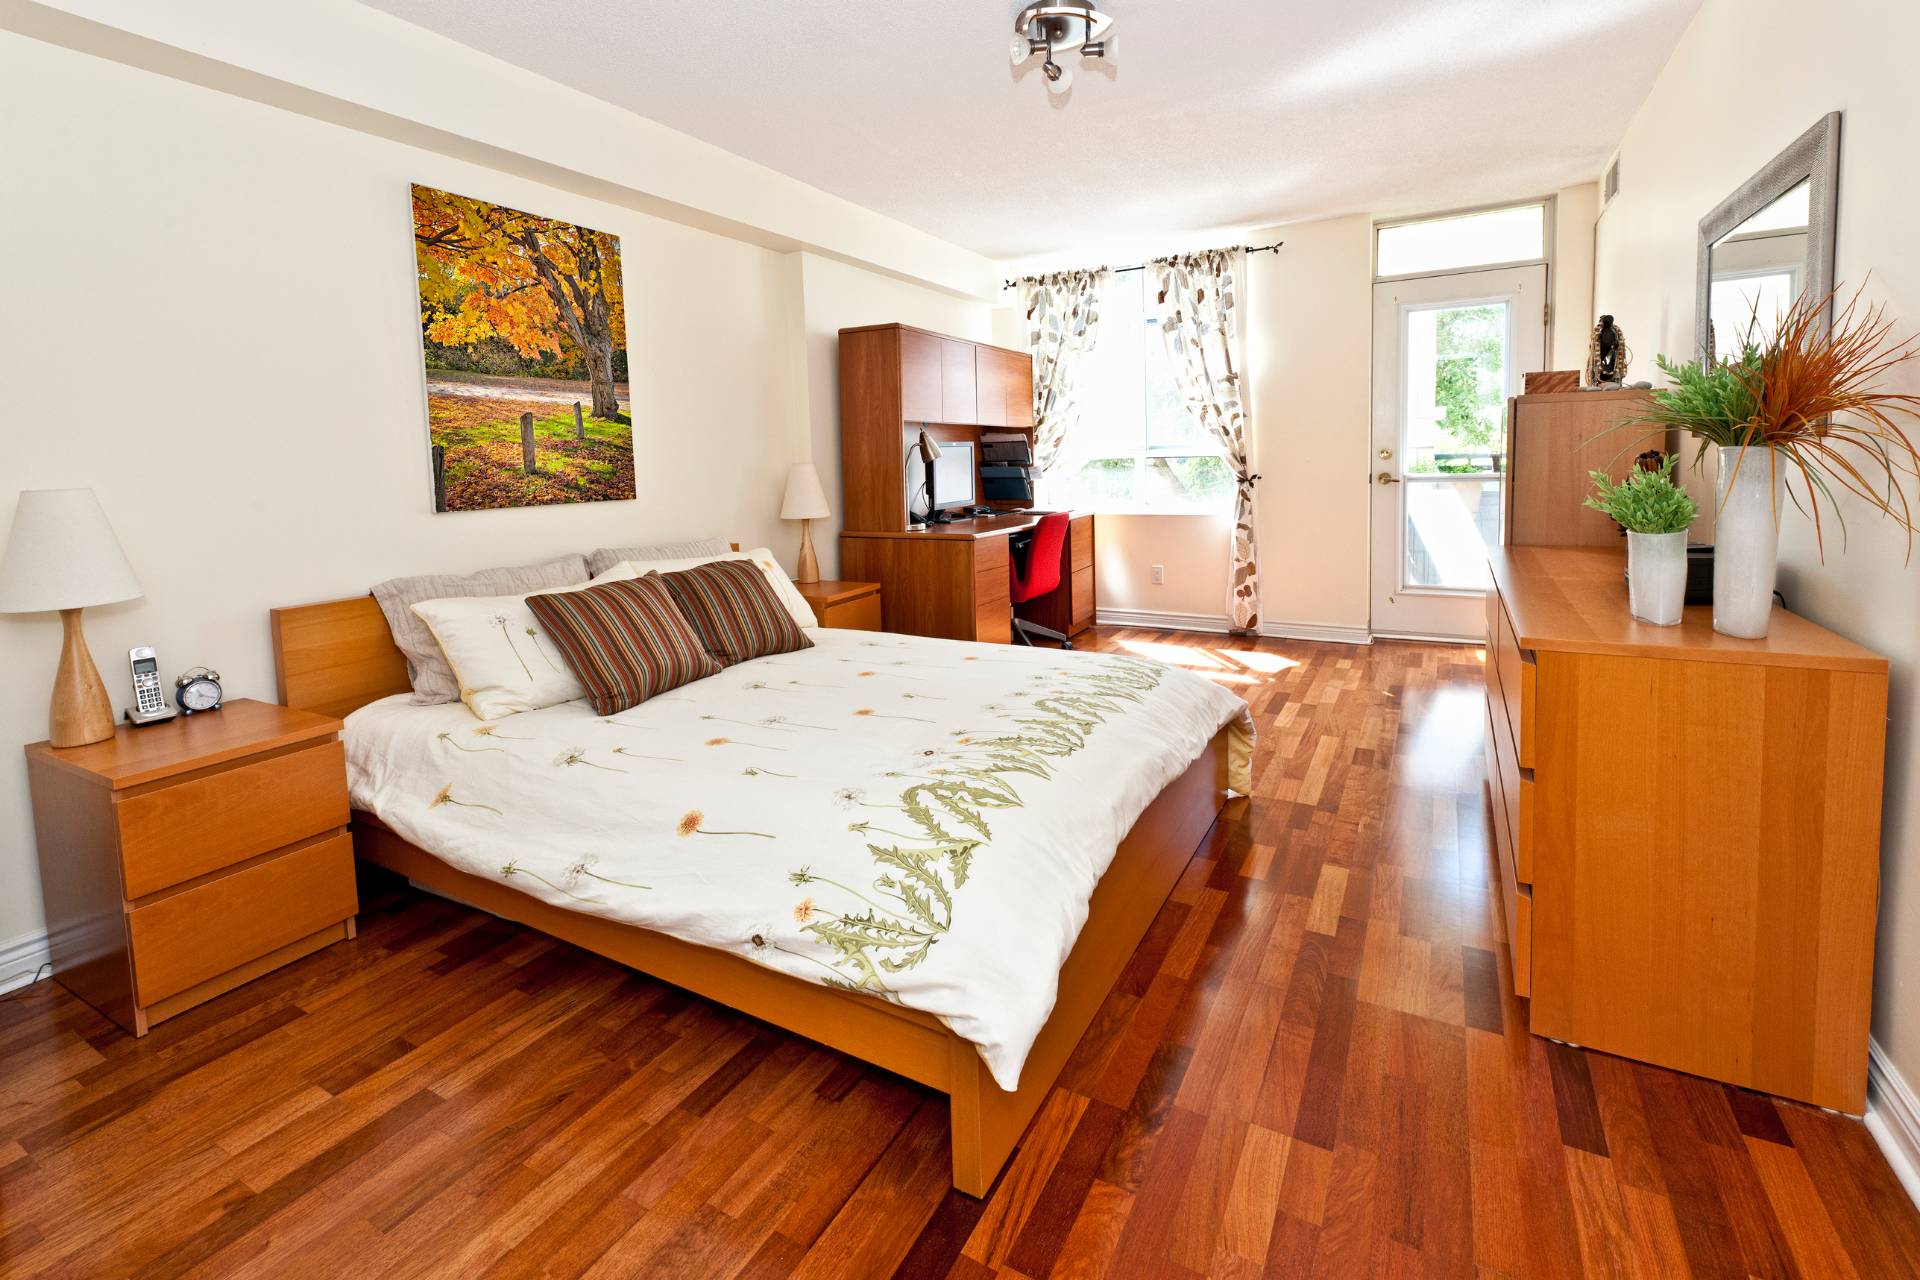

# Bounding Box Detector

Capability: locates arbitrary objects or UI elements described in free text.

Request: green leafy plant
[1584,454,1698,534]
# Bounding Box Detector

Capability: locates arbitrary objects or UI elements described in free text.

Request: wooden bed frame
[269,594,1230,1196]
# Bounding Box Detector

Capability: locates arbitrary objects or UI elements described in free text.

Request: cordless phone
[125,646,177,726]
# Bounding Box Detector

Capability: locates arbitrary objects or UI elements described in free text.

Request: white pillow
[410,588,588,720]
[588,546,818,629]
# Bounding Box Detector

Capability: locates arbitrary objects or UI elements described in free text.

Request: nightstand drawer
[117,740,349,898]
[128,831,356,1005]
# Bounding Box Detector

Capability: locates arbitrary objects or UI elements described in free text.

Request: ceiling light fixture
[1008,1,1114,97]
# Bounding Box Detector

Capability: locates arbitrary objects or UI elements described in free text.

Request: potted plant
[1633,287,1920,638]
[1585,455,1698,625]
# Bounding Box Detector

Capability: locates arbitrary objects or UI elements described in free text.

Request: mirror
[1696,113,1840,360]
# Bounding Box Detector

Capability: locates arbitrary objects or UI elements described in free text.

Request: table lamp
[0,489,143,748]
[780,462,831,584]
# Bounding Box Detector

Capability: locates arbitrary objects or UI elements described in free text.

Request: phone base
[124,705,178,728]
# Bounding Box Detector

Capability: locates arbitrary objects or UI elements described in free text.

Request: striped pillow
[524,575,722,714]
[659,558,814,667]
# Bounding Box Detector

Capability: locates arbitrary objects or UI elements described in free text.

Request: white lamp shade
[780,463,831,521]
[0,488,142,614]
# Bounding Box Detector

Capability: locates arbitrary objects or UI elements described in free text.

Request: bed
[270,594,1251,1195]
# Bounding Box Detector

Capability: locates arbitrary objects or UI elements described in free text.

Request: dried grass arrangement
[1634,285,1920,558]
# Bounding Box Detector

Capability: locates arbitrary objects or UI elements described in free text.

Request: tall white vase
[1713,444,1784,638]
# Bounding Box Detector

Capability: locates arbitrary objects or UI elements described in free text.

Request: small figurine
[1584,315,1632,388]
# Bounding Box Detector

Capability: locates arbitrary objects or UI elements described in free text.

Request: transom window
[1376,203,1547,278]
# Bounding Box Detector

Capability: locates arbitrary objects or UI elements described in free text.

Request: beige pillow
[373,555,588,704]
[410,589,588,720]
[585,536,732,578]
[588,547,817,629]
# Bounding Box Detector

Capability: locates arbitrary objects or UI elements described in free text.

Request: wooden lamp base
[50,607,116,748]
[795,519,820,584]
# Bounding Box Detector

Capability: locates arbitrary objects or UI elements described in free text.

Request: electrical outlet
[1150,564,1165,585]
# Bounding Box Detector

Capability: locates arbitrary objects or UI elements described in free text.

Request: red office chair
[1008,511,1072,649]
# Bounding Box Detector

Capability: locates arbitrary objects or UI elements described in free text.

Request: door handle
[1376,471,1401,485]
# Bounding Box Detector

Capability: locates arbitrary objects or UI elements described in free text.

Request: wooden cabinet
[1484,547,1886,1111]
[793,579,882,631]
[842,513,1095,645]
[25,699,357,1035]
[940,338,978,424]
[1505,389,1680,546]
[837,324,1036,532]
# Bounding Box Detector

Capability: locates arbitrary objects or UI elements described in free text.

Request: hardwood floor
[4,628,1918,1278]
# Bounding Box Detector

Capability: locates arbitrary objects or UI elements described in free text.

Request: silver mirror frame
[1695,111,1841,358]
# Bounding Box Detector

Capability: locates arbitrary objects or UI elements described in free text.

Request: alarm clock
[174,667,224,715]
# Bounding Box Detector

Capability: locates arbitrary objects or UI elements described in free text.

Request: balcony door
[1369,265,1545,639]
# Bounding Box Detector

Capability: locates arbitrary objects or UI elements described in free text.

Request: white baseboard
[0,926,52,995]
[1261,620,1373,646]
[1095,607,1233,634]
[1869,1038,1920,1208]
[1094,609,1374,648]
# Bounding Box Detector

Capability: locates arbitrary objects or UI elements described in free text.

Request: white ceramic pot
[1713,444,1784,638]
[1626,530,1687,625]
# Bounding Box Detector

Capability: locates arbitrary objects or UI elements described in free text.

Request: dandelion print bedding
[345,627,1253,1090]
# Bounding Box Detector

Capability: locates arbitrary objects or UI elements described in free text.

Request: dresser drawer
[1484,674,1534,885]
[1485,700,1532,998]
[128,831,357,1005]
[117,740,349,899]
[1487,588,1536,768]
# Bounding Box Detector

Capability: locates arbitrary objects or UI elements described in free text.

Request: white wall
[0,29,990,952]
[1591,0,1920,1098]
[1552,182,1600,372]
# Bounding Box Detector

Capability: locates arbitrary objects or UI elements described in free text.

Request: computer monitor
[930,441,976,512]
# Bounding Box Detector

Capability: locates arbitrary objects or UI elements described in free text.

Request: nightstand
[796,579,883,630]
[25,698,357,1035]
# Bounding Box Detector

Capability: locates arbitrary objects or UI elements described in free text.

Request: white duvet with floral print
[344,628,1253,1090]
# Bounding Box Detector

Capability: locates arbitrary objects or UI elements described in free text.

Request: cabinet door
[1005,349,1035,427]
[975,349,1008,427]
[900,330,943,424]
[941,339,978,423]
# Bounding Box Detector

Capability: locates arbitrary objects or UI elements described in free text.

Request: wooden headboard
[270,597,411,718]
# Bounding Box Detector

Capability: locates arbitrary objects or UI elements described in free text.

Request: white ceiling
[358,0,1703,265]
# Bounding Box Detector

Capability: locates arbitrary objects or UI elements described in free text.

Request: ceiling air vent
[1603,156,1621,205]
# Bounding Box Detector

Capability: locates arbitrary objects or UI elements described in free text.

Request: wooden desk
[840,513,1095,643]
[1484,546,1886,1111]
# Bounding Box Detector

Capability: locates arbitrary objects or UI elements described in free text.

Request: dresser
[1485,546,1886,1111]
[26,699,357,1035]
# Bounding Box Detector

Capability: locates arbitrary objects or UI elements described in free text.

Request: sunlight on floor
[1218,649,1301,674]
[1116,639,1227,668]
[1396,685,1488,789]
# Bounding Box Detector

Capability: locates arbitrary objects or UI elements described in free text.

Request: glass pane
[1377,205,1545,277]
[1142,314,1209,454]
[1400,299,1506,588]
[1402,302,1507,473]
[1404,478,1500,589]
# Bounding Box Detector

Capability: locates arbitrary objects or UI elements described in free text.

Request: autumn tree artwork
[412,185,636,511]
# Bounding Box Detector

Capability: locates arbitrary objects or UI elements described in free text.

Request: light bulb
[1045,59,1072,94]
[1009,31,1032,65]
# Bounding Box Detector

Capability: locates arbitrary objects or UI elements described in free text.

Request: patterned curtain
[1021,268,1111,475]
[1151,249,1261,634]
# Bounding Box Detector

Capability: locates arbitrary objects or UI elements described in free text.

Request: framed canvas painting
[411,185,635,511]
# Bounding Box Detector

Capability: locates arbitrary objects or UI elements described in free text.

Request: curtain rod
[1004,241,1284,292]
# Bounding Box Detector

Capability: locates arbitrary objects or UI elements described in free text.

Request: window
[1376,203,1546,278]
[1049,273,1232,514]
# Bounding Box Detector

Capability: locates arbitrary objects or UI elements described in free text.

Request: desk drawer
[117,740,349,898]
[1069,515,1094,574]
[1485,700,1532,998]
[973,538,1010,605]
[129,830,357,1005]
[1070,566,1095,634]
